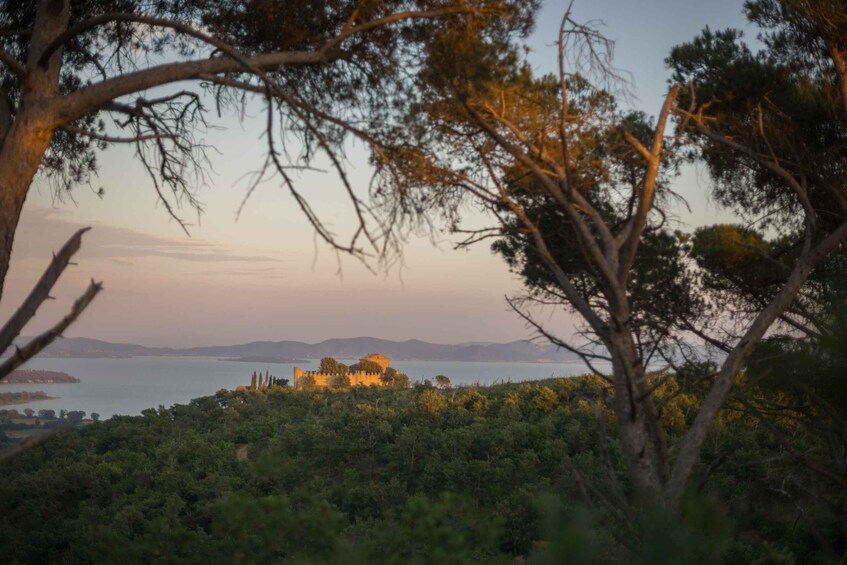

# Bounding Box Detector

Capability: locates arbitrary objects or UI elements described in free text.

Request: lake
[0,356,599,418]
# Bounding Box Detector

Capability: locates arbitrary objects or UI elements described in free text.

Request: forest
[0,374,841,563]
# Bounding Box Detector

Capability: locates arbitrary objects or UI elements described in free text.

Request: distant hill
[15,337,176,359]
[219,356,309,364]
[13,336,581,364]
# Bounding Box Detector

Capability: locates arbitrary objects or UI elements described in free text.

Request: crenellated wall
[292,353,393,388]
[293,368,384,388]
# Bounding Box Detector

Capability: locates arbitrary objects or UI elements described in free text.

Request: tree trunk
[0,0,69,303]
[664,217,847,503]
[0,120,56,303]
[608,328,663,496]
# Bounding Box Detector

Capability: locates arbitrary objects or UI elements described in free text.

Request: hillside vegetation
[0,376,839,564]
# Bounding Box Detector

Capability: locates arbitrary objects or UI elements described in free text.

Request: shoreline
[0,393,59,407]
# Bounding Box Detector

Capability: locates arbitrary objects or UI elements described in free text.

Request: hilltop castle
[293,353,390,388]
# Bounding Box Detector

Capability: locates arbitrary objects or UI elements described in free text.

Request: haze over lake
[1,356,598,418]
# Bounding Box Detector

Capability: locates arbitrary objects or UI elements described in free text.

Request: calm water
[1,356,598,419]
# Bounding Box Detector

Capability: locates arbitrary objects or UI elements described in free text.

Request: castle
[293,353,390,388]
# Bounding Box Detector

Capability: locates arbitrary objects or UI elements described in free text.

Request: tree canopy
[1,376,843,562]
[355,360,384,374]
[381,367,410,388]
[320,358,349,375]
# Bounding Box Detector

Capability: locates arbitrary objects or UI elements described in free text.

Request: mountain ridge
[15,336,581,363]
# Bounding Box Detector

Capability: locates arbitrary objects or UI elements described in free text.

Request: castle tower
[360,353,390,372]
[293,367,304,387]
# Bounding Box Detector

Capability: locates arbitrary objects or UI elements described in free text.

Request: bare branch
[0,228,90,355]
[616,85,679,281]
[53,7,482,126]
[0,49,24,77]
[61,125,175,144]
[0,279,102,380]
[506,295,612,381]
[464,103,620,295]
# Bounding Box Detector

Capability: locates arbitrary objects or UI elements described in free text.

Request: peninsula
[0,391,56,406]
[1,369,79,384]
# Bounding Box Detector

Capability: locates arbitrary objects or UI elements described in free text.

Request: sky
[0,1,753,348]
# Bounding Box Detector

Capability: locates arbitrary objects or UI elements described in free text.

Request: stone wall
[293,367,384,388]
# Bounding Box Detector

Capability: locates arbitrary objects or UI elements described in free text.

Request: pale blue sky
[2,1,751,347]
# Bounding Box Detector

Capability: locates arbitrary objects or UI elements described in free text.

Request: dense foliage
[319,357,349,375]
[669,1,847,235]
[350,359,384,374]
[0,376,841,563]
